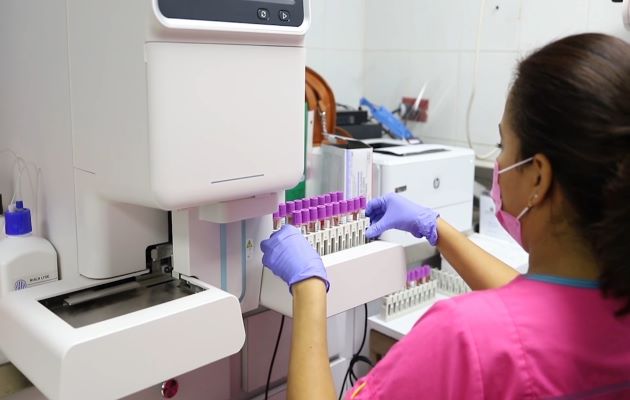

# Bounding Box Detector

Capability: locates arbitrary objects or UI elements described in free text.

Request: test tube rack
[260,240,406,318]
[380,268,471,321]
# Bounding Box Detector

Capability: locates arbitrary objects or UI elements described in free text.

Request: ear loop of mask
[516,192,539,220]
[498,157,534,175]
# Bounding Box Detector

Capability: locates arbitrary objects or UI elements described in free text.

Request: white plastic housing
[144,42,305,209]
[0,278,245,400]
[260,241,406,317]
[67,1,306,211]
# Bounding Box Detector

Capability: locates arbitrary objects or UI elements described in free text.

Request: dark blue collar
[525,274,599,289]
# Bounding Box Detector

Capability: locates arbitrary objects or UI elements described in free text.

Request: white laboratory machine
[0,0,309,399]
[366,140,475,247]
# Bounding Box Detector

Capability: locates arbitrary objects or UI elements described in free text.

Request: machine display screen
[247,0,295,4]
[157,0,304,28]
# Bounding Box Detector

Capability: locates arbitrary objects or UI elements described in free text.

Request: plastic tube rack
[380,268,471,321]
[432,269,471,296]
[381,280,437,322]
[260,240,406,318]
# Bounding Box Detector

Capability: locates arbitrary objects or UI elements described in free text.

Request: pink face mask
[490,157,534,246]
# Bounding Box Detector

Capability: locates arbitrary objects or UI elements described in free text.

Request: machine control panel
[157,0,305,27]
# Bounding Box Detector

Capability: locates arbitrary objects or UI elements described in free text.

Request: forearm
[436,218,519,290]
[288,279,336,400]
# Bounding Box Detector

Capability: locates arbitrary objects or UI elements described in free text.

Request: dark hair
[509,33,630,315]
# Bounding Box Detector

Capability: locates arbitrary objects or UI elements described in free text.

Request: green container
[285,103,308,201]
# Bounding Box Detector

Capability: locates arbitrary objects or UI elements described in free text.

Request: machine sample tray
[260,240,406,318]
[0,276,245,400]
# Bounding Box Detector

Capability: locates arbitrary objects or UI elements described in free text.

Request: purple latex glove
[261,225,329,293]
[365,193,439,245]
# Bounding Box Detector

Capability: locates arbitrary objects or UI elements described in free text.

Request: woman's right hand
[365,193,439,245]
[261,225,329,293]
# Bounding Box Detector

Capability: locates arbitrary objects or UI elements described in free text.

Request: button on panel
[279,10,290,22]
[257,8,270,20]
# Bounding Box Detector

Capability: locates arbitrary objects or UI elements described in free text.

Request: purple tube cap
[359,196,367,209]
[326,204,333,218]
[329,192,337,203]
[340,200,348,214]
[301,209,310,223]
[310,197,318,207]
[309,207,318,220]
[333,202,340,215]
[273,211,279,219]
[317,195,326,206]
[354,198,361,210]
[337,191,344,201]
[317,205,326,219]
[286,201,294,214]
[347,198,355,213]
[293,210,302,225]
[279,203,287,217]
[324,194,331,204]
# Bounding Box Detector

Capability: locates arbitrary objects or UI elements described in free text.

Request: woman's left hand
[261,225,329,293]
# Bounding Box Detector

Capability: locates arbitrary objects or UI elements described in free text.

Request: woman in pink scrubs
[261,33,630,399]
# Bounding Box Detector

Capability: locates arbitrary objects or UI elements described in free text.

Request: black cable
[357,304,368,355]
[265,315,285,400]
[339,304,372,400]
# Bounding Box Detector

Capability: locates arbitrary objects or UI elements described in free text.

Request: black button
[257,8,270,20]
[279,10,290,22]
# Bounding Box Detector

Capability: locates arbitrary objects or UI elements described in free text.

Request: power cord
[265,315,285,400]
[338,304,373,400]
[465,0,501,161]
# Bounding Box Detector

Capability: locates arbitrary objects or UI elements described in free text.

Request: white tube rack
[260,240,406,318]
[380,269,471,321]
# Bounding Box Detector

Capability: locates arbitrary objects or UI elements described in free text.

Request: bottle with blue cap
[0,200,58,297]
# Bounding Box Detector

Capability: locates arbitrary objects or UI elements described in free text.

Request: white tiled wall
[306,0,630,154]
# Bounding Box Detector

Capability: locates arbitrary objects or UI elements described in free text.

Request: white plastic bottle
[0,201,58,297]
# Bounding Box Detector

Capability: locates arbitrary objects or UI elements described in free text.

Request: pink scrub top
[347,275,630,399]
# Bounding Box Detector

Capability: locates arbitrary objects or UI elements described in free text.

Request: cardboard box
[320,141,373,198]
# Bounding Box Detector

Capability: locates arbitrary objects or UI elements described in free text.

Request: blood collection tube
[317,205,326,230]
[285,202,293,225]
[353,198,361,220]
[309,197,318,208]
[300,199,309,210]
[329,192,337,203]
[309,207,318,232]
[346,198,354,220]
[272,212,281,231]
[325,204,333,229]
[301,209,310,234]
[332,202,340,226]
[359,196,367,218]
[324,193,331,204]
[294,200,302,212]
[316,195,325,207]
[423,266,431,283]
[292,211,305,235]
[337,191,344,202]
[339,200,348,224]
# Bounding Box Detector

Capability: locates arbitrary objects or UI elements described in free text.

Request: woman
[261,33,630,399]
